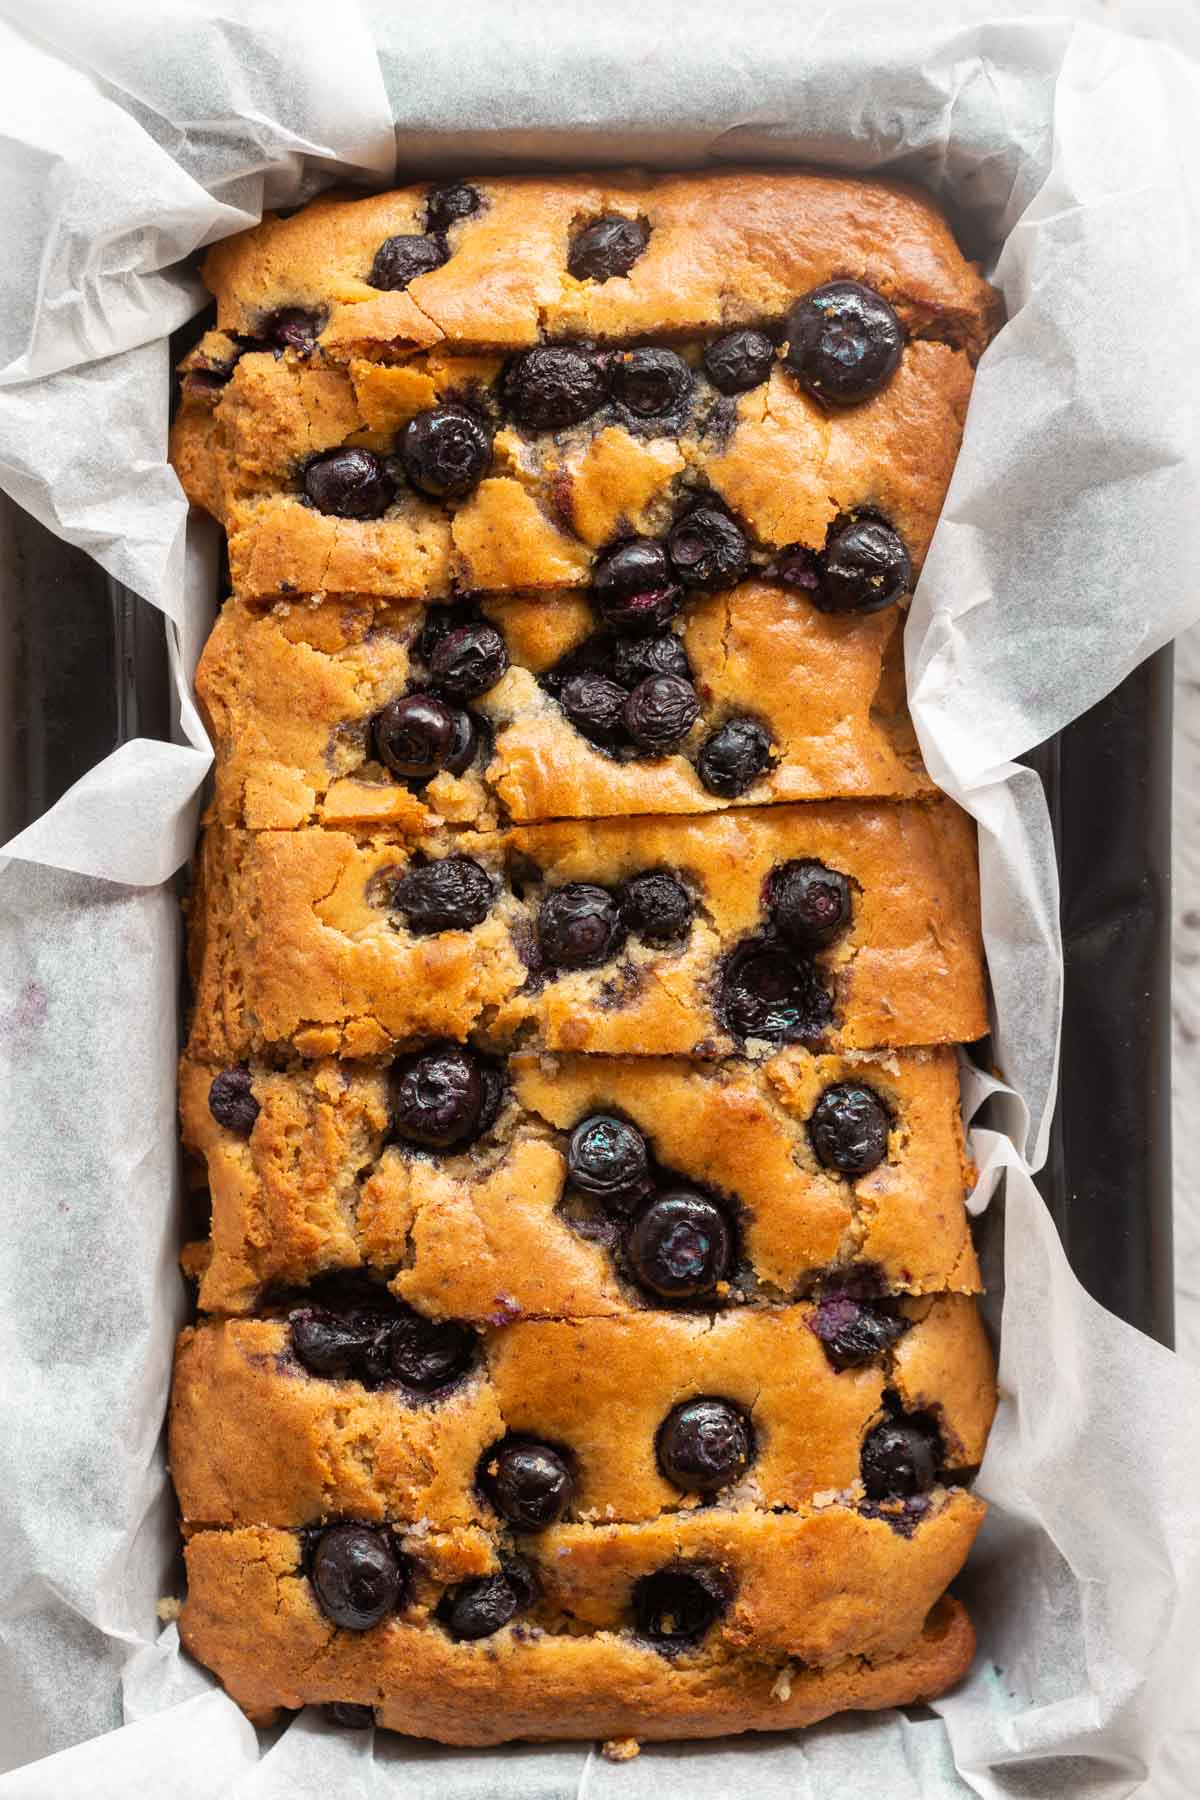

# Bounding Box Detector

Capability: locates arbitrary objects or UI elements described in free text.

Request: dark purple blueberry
[425,182,482,232]
[290,1305,384,1380]
[656,1397,754,1494]
[719,940,832,1047]
[560,672,630,749]
[612,348,693,423]
[437,1566,531,1641]
[372,693,457,781]
[592,539,682,636]
[184,365,235,395]
[623,674,699,752]
[696,718,773,798]
[702,329,776,395]
[666,507,749,590]
[208,1065,259,1137]
[567,1113,651,1203]
[612,631,691,688]
[861,1412,941,1499]
[443,707,482,776]
[311,1525,405,1631]
[262,307,324,354]
[303,448,396,519]
[429,623,509,700]
[326,1702,374,1729]
[400,405,492,499]
[503,346,609,431]
[367,232,448,292]
[388,857,495,933]
[389,1309,478,1392]
[416,602,463,665]
[537,883,624,971]
[626,1190,732,1301]
[771,544,822,595]
[768,859,852,947]
[568,216,648,282]
[784,281,904,405]
[817,516,912,615]
[808,1083,890,1176]
[633,1562,728,1651]
[477,1437,574,1530]
[619,871,694,946]
[390,1044,487,1149]
[810,1296,907,1370]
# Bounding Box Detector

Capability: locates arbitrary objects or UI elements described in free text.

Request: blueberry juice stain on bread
[170,168,1001,1746]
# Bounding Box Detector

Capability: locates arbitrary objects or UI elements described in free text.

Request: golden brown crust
[179,1046,978,1316]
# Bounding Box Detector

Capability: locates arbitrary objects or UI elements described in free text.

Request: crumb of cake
[603,1737,642,1762]
[156,1596,183,1622]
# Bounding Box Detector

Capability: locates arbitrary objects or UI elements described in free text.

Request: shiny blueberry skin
[388,857,495,933]
[372,693,458,781]
[860,1412,941,1499]
[503,346,610,431]
[262,307,323,354]
[537,883,624,971]
[568,216,648,282]
[612,631,691,688]
[560,672,630,749]
[326,1702,374,1729]
[428,622,508,701]
[367,232,448,291]
[425,181,482,232]
[626,1190,732,1301]
[666,507,749,590]
[656,1397,753,1494]
[810,1296,907,1370]
[784,280,904,405]
[623,674,699,753]
[633,1562,728,1651]
[696,718,773,798]
[619,871,694,946]
[592,539,682,636]
[437,1562,534,1641]
[311,1525,405,1631]
[401,405,492,499]
[389,1310,478,1393]
[443,706,482,776]
[719,940,832,1047]
[390,1043,491,1149]
[771,543,822,595]
[208,1064,259,1137]
[477,1437,574,1530]
[290,1304,386,1381]
[817,515,912,614]
[768,859,852,947]
[808,1082,891,1176]
[303,448,396,519]
[702,329,776,395]
[567,1113,651,1203]
[612,348,693,424]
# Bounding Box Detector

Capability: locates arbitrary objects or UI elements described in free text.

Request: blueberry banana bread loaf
[171,166,1001,1745]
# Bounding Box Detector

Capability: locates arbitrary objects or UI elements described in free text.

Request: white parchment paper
[2,2,1200,1794]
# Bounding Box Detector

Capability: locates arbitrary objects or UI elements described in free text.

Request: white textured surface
[1173,634,1200,1363]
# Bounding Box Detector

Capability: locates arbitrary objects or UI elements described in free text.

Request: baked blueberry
[567,1113,651,1203]
[818,515,911,614]
[429,622,509,700]
[666,508,749,589]
[784,280,904,405]
[389,1308,478,1393]
[425,181,482,232]
[702,328,776,395]
[696,718,772,797]
[810,1295,907,1370]
[390,1043,490,1149]
[388,857,495,934]
[768,858,852,947]
[612,348,693,423]
[503,346,609,431]
[311,1525,405,1631]
[290,1305,383,1380]
[633,1562,728,1651]
[719,940,832,1046]
[443,706,483,776]
[437,1565,532,1641]
[262,307,323,354]
[326,1703,374,1729]
[372,693,457,781]
[560,672,630,749]
[771,543,822,595]
[619,871,694,946]
[626,1190,732,1301]
[623,674,699,752]
[303,448,395,519]
[477,1436,574,1530]
[568,216,648,282]
[612,631,691,688]
[208,1064,259,1137]
[808,1083,890,1176]
[400,405,492,499]
[860,1411,941,1499]
[592,539,682,636]
[367,232,448,291]
[537,883,624,970]
[656,1397,753,1494]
